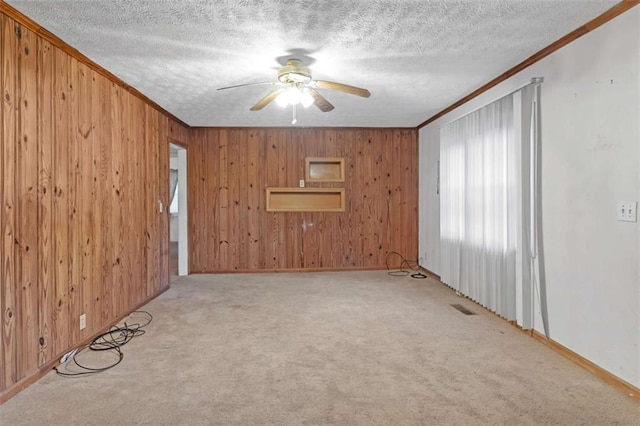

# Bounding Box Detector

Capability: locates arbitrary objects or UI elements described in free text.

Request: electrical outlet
[79,313,86,330]
[299,179,305,188]
[617,201,637,222]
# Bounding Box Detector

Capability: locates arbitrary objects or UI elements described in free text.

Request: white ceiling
[7,0,619,127]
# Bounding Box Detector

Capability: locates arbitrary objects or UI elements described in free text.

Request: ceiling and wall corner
[3,0,621,128]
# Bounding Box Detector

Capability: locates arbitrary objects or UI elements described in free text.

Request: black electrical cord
[54,311,153,377]
[385,251,427,279]
[54,345,124,377]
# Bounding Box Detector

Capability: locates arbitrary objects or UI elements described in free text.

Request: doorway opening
[169,143,188,276]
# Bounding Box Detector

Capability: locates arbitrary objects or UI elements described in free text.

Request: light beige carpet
[1,271,638,425]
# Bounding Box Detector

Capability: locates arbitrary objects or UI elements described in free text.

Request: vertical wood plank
[36,38,54,366]
[17,22,39,379]
[344,129,358,267]
[380,129,394,262]
[264,130,279,269]
[52,46,70,356]
[110,83,124,319]
[187,129,205,272]
[121,91,133,314]
[333,131,354,267]
[0,15,6,392]
[361,129,374,267]
[144,105,156,296]
[237,129,248,270]
[132,94,145,307]
[276,129,288,269]
[204,127,218,270]
[285,130,301,268]
[299,130,318,269]
[95,75,111,325]
[2,14,18,390]
[190,129,204,271]
[256,129,266,269]
[218,129,229,270]
[391,130,404,265]
[247,129,260,269]
[78,63,93,338]
[403,130,419,258]
[227,130,240,270]
[89,72,102,332]
[67,57,81,346]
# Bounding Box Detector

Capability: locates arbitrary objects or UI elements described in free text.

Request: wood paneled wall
[185,128,418,272]
[0,14,185,400]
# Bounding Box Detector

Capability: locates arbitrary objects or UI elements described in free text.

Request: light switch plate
[617,201,637,222]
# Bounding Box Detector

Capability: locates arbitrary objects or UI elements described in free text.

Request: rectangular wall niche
[266,188,346,212]
[305,157,345,182]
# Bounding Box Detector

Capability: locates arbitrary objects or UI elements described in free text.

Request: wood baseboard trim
[0,285,170,405]
[418,266,441,281]
[529,330,640,403]
[189,266,390,274]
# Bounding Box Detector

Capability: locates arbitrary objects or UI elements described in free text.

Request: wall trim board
[0,285,170,405]
[188,126,418,131]
[418,266,441,281]
[169,138,189,149]
[416,0,640,129]
[191,266,390,274]
[0,2,189,129]
[529,330,640,403]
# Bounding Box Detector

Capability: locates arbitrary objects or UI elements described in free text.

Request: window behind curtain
[440,95,517,320]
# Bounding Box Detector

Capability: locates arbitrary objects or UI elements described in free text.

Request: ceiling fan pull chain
[292,103,298,125]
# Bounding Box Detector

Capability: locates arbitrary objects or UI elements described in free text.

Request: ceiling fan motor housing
[278,59,312,84]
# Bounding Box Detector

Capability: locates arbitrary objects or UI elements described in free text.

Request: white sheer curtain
[440,95,517,319]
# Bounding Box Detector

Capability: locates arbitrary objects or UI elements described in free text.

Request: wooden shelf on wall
[305,157,345,182]
[266,187,346,212]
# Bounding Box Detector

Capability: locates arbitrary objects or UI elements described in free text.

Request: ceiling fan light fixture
[275,88,297,107]
[276,87,314,108]
[300,89,314,108]
[220,57,368,115]
[277,59,312,84]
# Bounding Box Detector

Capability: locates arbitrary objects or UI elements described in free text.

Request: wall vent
[451,304,476,315]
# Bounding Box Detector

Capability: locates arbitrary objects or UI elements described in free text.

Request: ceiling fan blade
[217,81,277,91]
[309,89,334,112]
[250,89,285,111]
[312,80,371,98]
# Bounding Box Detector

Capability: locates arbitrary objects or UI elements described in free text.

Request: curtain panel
[440,95,517,320]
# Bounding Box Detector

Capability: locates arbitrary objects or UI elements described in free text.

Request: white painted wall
[418,8,640,387]
[418,125,439,274]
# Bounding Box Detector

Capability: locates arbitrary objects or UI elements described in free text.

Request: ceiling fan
[217,59,371,115]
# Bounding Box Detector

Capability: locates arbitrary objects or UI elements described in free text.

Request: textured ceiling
[6,0,619,127]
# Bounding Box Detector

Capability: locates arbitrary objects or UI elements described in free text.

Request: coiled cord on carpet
[385,251,427,279]
[54,311,152,377]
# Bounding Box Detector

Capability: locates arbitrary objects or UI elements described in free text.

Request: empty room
[1,0,639,424]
